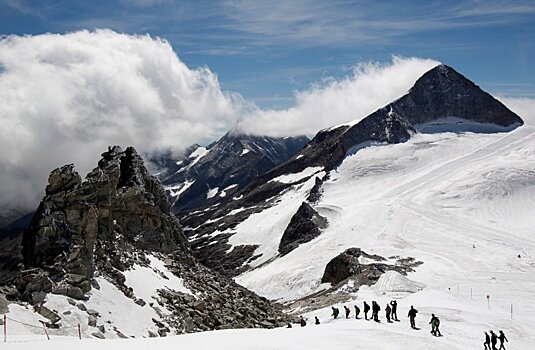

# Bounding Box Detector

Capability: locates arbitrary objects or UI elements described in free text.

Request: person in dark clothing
[498,330,508,350]
[385,304,392,323]
[354,305,360,319]
[390,300,399,321]
[490,330,498,350]
[429,314,441,336]
[407,305,418,329]
[372,301,381,322]
[363,302,370,320]
[484,332,491,350]
[344,305,350,319]
[300,316,307,327]
[331,306,339,319]
[287,322,292,328]
[315,316,320,325]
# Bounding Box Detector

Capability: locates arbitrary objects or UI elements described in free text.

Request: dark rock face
[21,146,187,276]
[160,132,309,214]
[320,248,421,286]
[395,64,523,128]
[279,202,327,256]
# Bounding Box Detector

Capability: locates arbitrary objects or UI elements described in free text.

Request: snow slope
[226,123,535,347]
[5,255,194,339]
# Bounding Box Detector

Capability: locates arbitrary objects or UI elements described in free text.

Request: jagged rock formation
[4,146,291,335]
[278,202,327,256]
[320,248,421,286]
[21,146,187,277]
[180,64,524,278]
[159,131,309,214]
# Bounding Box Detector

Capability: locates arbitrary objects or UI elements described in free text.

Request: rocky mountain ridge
[159,131,309,215]
[1,146,292,338]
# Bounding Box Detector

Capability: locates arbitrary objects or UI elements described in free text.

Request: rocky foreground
[1,146,292,338]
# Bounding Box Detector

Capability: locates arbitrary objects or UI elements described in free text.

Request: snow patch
[206,187,219,199]
[166,180,195,198]
[270,167,324,184]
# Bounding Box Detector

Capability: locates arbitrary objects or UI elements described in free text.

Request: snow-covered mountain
[157,131,309,215]
[181,64,527,282]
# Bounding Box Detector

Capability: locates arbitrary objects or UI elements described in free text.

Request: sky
[1,0,534,107]
[0,0,534,217]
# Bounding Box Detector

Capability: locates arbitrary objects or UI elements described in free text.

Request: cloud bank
[0,29,243,214]
[237,57,440,136]
[0,29,443,218]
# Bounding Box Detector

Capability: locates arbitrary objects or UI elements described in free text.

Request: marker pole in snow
[487,295,491,310]
[43,324,50,341]
[511,304,513,320]
[3,314,6,342]
[78,324,82,340]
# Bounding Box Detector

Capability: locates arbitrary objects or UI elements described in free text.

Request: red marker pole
[78,324,82,340]
[3,314,6,343]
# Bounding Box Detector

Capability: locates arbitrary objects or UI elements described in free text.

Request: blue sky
[1,0,534,108]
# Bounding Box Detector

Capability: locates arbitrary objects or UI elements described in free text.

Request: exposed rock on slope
[320,248,421,286]
[279,202,328,256]
[4,146,291,337]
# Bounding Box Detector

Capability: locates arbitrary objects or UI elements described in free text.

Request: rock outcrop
[278,202,327,256]
[7,146,291,334]
[321,248,422,286]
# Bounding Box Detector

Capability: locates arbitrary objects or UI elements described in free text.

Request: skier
[287,322,292,328]
[390,300,399,321]
[484,331,491,350]
[344,305,350,319]
[490,330,498,350]
[498,330,508,350]
[385,303,392,323]
[363,301,370,320]
[315,316,320,325]
[300,316,307,327]
[354,305,360,319]
[408,305,418,329]
[429,314,441,336]
[331,306,340,319]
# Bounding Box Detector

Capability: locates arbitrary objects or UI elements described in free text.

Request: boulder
[88,315,97,327]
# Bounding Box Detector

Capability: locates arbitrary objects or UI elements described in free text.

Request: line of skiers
[484,330,508,350]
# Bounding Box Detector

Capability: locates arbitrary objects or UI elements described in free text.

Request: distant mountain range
[157,131,309,215]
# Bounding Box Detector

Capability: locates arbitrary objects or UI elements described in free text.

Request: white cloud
[0,29,244,214]
[498,96,535,126]
[237,57,440,137]
[0,29,443,219]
